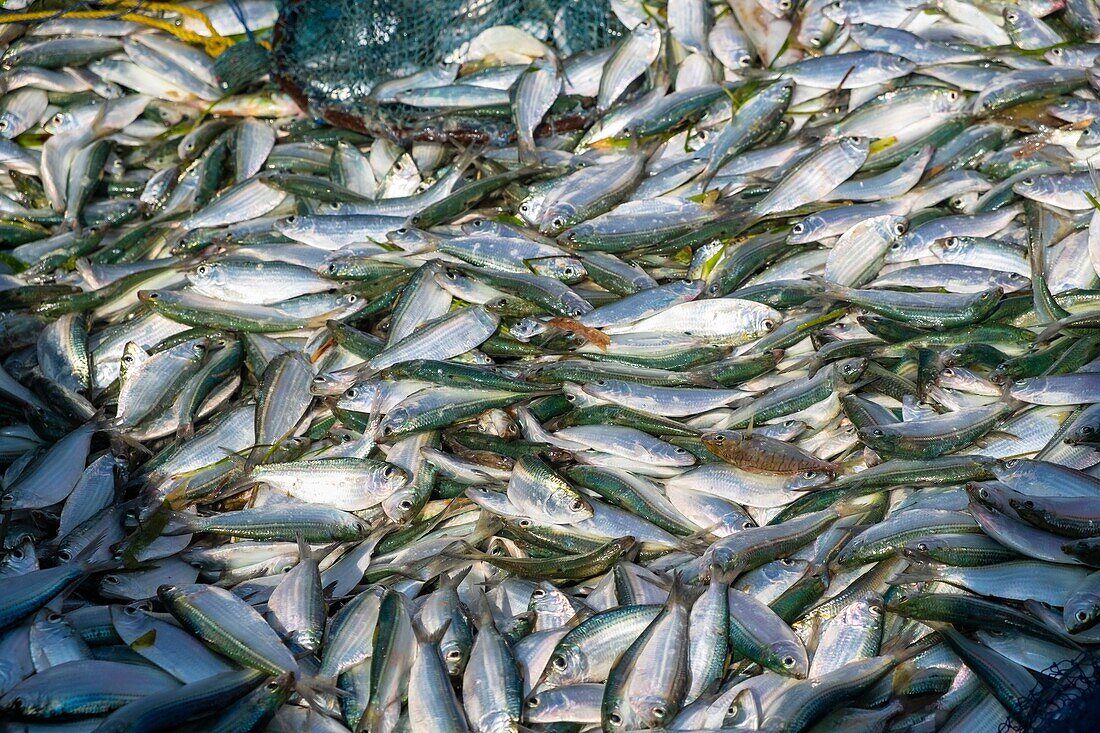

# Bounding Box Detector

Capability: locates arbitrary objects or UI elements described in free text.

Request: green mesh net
[272,0,624,141]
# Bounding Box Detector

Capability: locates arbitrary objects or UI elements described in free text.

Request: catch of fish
[5,0,1100,731]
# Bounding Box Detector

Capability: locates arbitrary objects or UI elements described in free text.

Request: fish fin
[439,539,483,562]
[889,567,944,586]
[157,508,199,536]
[410,611,452,646]
[130,628,157,650]
[833,494,881,518]
[982,428,1023,443]
[470,589,498,631]
[805,273,848,305]
[1036,319,1071,344]
[294,533,313,564]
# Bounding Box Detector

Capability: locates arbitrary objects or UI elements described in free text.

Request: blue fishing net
[1002,651,1100,733]
[271,0,623,139]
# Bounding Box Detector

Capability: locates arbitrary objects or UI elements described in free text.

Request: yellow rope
[0,2,235,57]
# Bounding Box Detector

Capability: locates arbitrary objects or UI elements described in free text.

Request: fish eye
[894,222,907,235]
[609,713,624,727]
[792,223,805,234]
[1021,178,1035,186]
[763,319,776,330]
[552,216,565,229]
[739,54,754,66]
[527,696,540,707]
[56,549,72,562]
[266,679,282,691]
[446,649,462,660]
[383,465,397,478]
[802,471,817,479]
[1005,10,1018,21]
[947,90,959,101]
[104,575,120,584]
[1003,459,1019,468]
[782,655,797,667]
[942,368,954,377]
[46,612,62,622]
[9,547,22,560]
[674,447,688,454]
[519,519,532,528]
[871,429,885,438]
[570,499,586,511]
[284,216,297,225]
[1077,610,1090,623]
[711,434,725,444]
[563,266,576,277]
[780,557,795,566]
[917,542,928,551]
[653,705,667,719]
[531,588,546,598]
[1052,47,1063,56]
[551,654,567,670]
[1084,427,1095,435]
[145,291,160,300]
[398,499,414,511]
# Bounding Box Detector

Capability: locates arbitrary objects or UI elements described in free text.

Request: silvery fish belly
[3,1,1100,731]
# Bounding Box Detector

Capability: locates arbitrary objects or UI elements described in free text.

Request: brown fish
[701,430,839,476]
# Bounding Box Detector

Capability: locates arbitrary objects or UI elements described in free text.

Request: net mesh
[271,0,624,141]
[1002,651,1100,733]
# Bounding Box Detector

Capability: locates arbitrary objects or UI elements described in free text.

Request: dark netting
[271,0,624,142]
[1002,651,1100,733]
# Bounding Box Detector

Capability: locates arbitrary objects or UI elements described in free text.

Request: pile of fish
[6,0,1100,731]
